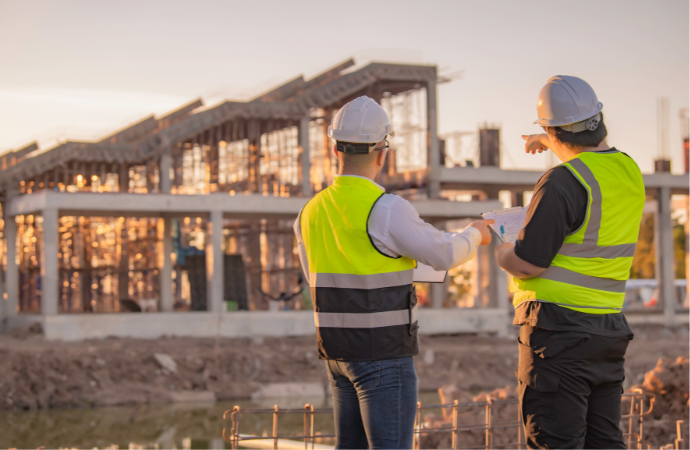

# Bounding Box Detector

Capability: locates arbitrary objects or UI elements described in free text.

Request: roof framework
[0,59,437,196]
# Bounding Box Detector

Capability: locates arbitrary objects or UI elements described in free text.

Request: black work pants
[517,325,631,449]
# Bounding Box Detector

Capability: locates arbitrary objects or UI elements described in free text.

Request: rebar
[222,391,657,450]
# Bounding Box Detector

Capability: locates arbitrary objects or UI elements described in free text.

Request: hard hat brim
[535,102,603,127]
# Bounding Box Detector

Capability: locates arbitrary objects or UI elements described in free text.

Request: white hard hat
[327,95,395,145]
[535,75,603,133]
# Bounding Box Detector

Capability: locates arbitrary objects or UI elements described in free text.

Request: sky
[0,0,688,173]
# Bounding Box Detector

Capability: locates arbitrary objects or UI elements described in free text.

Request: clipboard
[481,206,528,244]
[413,262,447,283]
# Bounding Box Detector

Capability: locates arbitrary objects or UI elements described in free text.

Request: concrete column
[299,116,312,197]
[511,191,525,208]
[489,237,508,308]
[40,208,59,315]
[117,220,129,301]
[430,277,449,309]
[475,244,492,307]
[426,79,441,199]
[159,216,173,312]
[656,187,675,326]
[159,150,172,194]
[206,211,224,313]
[4,208,17,317]
[686,196,689,307]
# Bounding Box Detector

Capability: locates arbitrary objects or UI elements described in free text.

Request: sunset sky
[0,0,687,173]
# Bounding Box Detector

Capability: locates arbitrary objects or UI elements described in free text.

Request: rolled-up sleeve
[368,195,482,271]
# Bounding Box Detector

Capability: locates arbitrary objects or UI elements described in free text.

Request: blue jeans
[325,356,418,449]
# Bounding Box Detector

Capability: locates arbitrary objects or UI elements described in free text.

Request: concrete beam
[8,191,502,221]
[40,308,509,341]
[440,166,690,193]
[8,191,310,218]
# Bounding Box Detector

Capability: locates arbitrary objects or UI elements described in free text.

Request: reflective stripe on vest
[309,269,414,289]
[511,151,645,314]
[315,304,418,328]
[300,176,418,361]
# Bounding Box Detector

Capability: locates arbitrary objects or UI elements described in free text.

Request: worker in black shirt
[495,75,646,449]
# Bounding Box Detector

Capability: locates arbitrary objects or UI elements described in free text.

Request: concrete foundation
[40,308,510,341]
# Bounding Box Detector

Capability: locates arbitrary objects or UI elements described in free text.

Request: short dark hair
[545,113,608,149]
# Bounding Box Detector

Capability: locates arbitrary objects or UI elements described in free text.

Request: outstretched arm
[369,195,494,271]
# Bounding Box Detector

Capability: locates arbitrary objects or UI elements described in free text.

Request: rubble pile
[629,356,689,448]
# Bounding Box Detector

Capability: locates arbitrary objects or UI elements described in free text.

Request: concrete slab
[40,308,510,341]
[251,382,325,400]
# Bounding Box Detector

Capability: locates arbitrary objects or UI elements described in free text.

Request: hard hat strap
[336,141,376,155]
[336,139,389,155]
[559,113,601,134]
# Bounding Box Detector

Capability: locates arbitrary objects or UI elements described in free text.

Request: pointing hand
[522,134,551,154]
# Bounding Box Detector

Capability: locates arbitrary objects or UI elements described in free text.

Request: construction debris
[629,356,689,448]
[153,353,178,374]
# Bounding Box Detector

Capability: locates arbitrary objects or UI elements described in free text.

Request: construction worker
[294,95,494,449]
[495,76,645,449]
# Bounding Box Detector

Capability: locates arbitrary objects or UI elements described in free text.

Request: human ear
[376,149,387,167]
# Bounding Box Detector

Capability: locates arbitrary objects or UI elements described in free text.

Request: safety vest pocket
[409,285,419,337]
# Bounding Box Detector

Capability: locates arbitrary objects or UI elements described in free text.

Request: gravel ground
[1,322,686,412]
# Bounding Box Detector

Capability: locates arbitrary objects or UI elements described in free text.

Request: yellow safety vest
[511,150,645,314]
[299,176,418,360]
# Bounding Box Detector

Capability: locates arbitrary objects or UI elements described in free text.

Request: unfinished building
[0,58,687,340]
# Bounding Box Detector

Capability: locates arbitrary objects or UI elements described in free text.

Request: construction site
[0,57,688,449]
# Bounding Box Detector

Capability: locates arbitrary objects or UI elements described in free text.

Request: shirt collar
[334,174,385,192]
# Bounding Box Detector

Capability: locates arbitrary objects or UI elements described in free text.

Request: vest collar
[333,174,385,192]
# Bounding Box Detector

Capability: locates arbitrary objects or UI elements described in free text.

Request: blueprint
[481,206,528,244]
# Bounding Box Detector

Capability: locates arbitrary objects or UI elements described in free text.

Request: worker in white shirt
[293,95,494,449]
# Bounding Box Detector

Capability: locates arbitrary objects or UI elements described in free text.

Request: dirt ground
[0,322,687,446]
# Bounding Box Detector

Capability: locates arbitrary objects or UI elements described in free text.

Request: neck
[339,167,380,181]
[554,140,611,162]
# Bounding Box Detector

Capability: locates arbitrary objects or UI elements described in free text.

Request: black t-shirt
[512,149,633,338]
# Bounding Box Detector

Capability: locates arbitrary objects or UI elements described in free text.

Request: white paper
[413,262,447,283]
[481,206,528,244]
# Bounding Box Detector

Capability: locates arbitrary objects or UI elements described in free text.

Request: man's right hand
[522,134,551,154]
[468,219,495,246]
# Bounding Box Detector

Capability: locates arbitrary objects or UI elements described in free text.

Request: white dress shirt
[293,175,482,280]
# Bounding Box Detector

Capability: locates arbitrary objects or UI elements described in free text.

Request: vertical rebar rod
[273,404,279,450]
[304,404,310,450]
[310,404,316,450]
[627,394,636,449]
[451,399,458,450]
[233,406,241,450]
[517,396,524,449]
[414,401,421,450]
[486,398,493,450]
[638,397,645,450]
